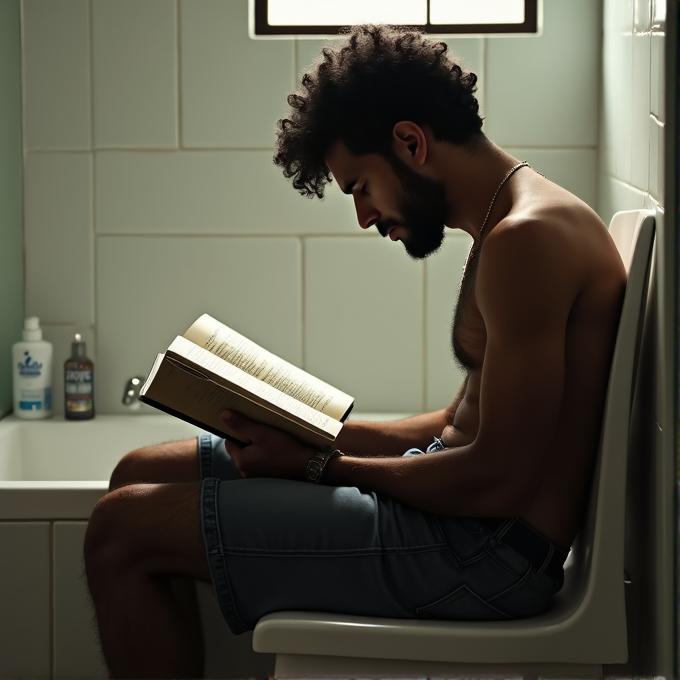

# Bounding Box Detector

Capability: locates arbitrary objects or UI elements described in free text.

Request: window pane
[652,0,666,26]
[430,0,525,25]
[267,0,428,26]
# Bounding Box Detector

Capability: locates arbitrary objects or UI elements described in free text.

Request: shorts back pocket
[416,584,512,622]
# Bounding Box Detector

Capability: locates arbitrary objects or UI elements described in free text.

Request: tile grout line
[89,0,98,371]
[19,0,28,319]
[23,145,603,153]
[300,236,306,371]
[50,521,55,679]
[422,259,427,413]
[176,0,183,149]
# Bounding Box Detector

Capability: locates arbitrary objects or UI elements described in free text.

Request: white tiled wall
[598,0,665,223]
[22,0,602,416]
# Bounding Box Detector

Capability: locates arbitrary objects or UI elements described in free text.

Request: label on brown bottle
[65,369,93,412]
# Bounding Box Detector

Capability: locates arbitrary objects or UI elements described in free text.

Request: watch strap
[306,446,344,483]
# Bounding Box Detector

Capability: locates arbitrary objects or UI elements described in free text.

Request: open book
[139,314,354,448]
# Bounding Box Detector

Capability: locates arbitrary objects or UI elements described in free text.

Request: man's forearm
[322,443,521,517]
[333,409,449,457]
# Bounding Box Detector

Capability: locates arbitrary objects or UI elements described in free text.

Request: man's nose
[354,196,379,230]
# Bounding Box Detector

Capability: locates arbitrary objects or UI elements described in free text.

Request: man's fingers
[221,409,258,440]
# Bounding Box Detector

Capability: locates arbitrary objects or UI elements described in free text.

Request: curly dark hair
[274,24,484,199]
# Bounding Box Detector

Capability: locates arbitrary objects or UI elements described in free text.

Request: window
[252,0,539,38]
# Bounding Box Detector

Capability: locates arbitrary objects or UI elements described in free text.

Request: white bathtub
[0,411,408,679]
[0,413,206,519]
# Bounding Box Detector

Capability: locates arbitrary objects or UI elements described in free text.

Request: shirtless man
[84,25,626,679]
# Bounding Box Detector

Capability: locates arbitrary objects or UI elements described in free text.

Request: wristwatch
[306,446,344,483]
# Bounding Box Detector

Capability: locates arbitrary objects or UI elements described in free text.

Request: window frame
[252,0,538,37]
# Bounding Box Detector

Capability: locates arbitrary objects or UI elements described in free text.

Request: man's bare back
[442,170,626,550]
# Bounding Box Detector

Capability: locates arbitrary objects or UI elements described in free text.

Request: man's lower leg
[90,568,204,679]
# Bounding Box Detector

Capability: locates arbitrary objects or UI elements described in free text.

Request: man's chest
[452,252,487,371]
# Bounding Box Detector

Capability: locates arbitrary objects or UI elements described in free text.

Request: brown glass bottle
[64,334,95,420]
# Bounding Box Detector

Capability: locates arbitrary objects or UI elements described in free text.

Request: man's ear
[392,121,428,166]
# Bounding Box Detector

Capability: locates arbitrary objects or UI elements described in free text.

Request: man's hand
[220,410,316,480]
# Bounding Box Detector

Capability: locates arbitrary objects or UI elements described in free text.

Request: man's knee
[109,447,151,492]
[84,482,210,589]
[108,439,200,492]
[83,488,134,599]
[85,487,138,569]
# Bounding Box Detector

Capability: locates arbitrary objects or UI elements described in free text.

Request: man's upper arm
[474,221,577,511]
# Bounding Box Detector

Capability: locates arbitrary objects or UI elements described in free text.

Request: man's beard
[378,155,449,260]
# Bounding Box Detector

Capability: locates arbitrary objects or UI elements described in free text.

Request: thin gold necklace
[458,161,530,292]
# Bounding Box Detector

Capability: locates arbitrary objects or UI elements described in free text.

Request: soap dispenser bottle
[12,317,53,419]
[64,334,95,420]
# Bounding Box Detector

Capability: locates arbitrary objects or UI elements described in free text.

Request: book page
[167,336,343,437]
[184,314,353,421]
[140,352,341,448]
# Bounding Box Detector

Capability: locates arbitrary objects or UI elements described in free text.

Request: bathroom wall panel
[24,152,94,324]
[304,237,424,414]
[22,0,91,150]
[0,522,51,679]
[634,0,651,30]
[0,0,24,417]
[503,148,598,210]
[53,522,107,679]
[96,236,302,414]
[180,0,294,148]
[424,233,470,412]
[92,0,177,148]
[650,33,665,119]
[600,0,634,184]
[294,39,327,86]
[648,116,664,204]
[485,0,600,148]
[597,176,647,228]
[441,38,486,118]
[631,33,652,192]
[95,151,357,235]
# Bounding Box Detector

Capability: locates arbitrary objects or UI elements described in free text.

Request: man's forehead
[323,140,358,192]
[325,140,354,174]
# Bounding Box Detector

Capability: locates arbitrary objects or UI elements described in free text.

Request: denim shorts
[199,434,569,635]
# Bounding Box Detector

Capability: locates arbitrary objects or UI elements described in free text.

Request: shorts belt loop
[488,517,516,547]
[537,544,555,575]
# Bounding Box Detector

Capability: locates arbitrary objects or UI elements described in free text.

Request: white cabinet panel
[196,581,275,678]
[0,522,51,679]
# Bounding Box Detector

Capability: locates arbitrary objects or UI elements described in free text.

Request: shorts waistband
[474,517,569,581]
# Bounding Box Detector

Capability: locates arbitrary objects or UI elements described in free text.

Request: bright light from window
[430,0,525,25]
[254,0,538,36]
[267,0,428,26]
[652,0,666,26]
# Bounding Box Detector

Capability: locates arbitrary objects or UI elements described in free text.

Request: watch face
[307,459,323,482]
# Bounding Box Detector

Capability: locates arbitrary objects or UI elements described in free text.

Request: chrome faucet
[122,376,145,408]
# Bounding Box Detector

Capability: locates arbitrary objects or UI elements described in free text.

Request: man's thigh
[85,481,212,584]
[110,438,201,490]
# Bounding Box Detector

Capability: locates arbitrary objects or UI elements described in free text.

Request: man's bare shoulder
[484,179,623,277]
[477,181,626,323]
